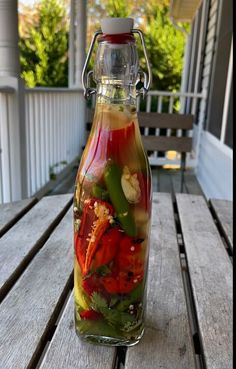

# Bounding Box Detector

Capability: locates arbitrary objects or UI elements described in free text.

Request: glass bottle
[73,18,152,346]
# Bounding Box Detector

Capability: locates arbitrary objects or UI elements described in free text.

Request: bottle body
[74,98,152,345]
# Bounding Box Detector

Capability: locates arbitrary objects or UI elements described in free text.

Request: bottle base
[75,327,144,347]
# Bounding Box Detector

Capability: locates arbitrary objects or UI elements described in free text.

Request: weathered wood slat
[0,194,72,299]
[157,168,173,193]
[0,208,73,369]
[124,193,196,369]
[39,294,116,369]
[142,136,192,152]
[86,110,194,130]
[169,169,188,194]
[184,172,204,196]
[176,194,232,369]
[209,199,233,251]
[0,198,37,237]
[138,112,193,129]
[49,167,77,195]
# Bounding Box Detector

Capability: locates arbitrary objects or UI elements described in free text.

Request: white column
[69,0,87,87]
[0,0,20,77]
[180,33,191,113]
[0,0,27,202]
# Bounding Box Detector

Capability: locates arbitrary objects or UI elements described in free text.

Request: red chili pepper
[74,198,114,275]
[96,122,135,165]
[92,227,122,270]
[101,235,144,294]
[74,207,96,273]
[116,235,144,276]
[80,122,136,180]
[101,270,139,294]
[80,310,102,320]
[82,273,102,296]
[84,219,110,274]
[136,172,151,212]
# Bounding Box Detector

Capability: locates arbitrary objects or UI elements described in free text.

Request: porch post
[0,0,20,77]
[69,0,87,87]
[180,34,191,113]
[0,0,27,202]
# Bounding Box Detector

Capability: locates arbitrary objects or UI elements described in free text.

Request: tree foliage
[88,0,188,91]
[19,0,187,91]
[139,2,187,91]
[19,0,68,87]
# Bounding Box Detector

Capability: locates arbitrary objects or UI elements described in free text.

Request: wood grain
[0,194,72,299]
[124,193,196,369]
[0,198,37,237]
[86,110,194,130]
[39,294,116,369]
[209,199,233,251]
[157,168,173,193]
[176,194,232,369]
[184,172,204,196]
[142,136,192,152]
[138,112,193,129]
[0,208,73,369]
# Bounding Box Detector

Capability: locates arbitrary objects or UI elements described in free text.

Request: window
[206,0,232,145]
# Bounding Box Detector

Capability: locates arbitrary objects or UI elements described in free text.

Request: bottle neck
[96,82,137,106]
[93,37,139,96]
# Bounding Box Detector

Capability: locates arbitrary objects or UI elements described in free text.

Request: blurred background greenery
[18,0,188,94]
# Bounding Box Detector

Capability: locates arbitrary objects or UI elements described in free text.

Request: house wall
[195,130,232,200]
[192,0,233,200]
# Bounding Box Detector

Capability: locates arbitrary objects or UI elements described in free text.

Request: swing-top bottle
[73,17,152,346]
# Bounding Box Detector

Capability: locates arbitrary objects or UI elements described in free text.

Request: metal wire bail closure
[82,29,152,99]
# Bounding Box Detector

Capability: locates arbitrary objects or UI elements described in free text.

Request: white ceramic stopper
[101,18,134,34]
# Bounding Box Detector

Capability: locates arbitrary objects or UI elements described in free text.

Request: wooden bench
[0,194,232,369]
[209,198,233,252]
[138,112,194,192]
[0,198,37,237]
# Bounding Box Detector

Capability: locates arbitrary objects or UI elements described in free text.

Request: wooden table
[0,193,232,369]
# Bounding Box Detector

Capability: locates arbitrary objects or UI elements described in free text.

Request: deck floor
[47,166,204,197]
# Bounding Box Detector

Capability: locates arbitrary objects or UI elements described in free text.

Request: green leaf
[77,319,124,338]
[109,295,119,307]
[50,173,57,181]
[90,292,136,331]
[91,292,108,311]
[116,282,144,311]
[100,307,136,328]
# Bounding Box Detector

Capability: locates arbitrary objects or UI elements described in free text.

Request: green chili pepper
[91,184,109,201]
[104,160,137,237]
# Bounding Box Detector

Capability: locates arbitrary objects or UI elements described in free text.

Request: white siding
[195,0,232,200]
[196,131,232,200]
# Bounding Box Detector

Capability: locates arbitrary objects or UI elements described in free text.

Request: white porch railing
[1,87,206,204]
[25,88,85,197]
[0,87,86,204]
